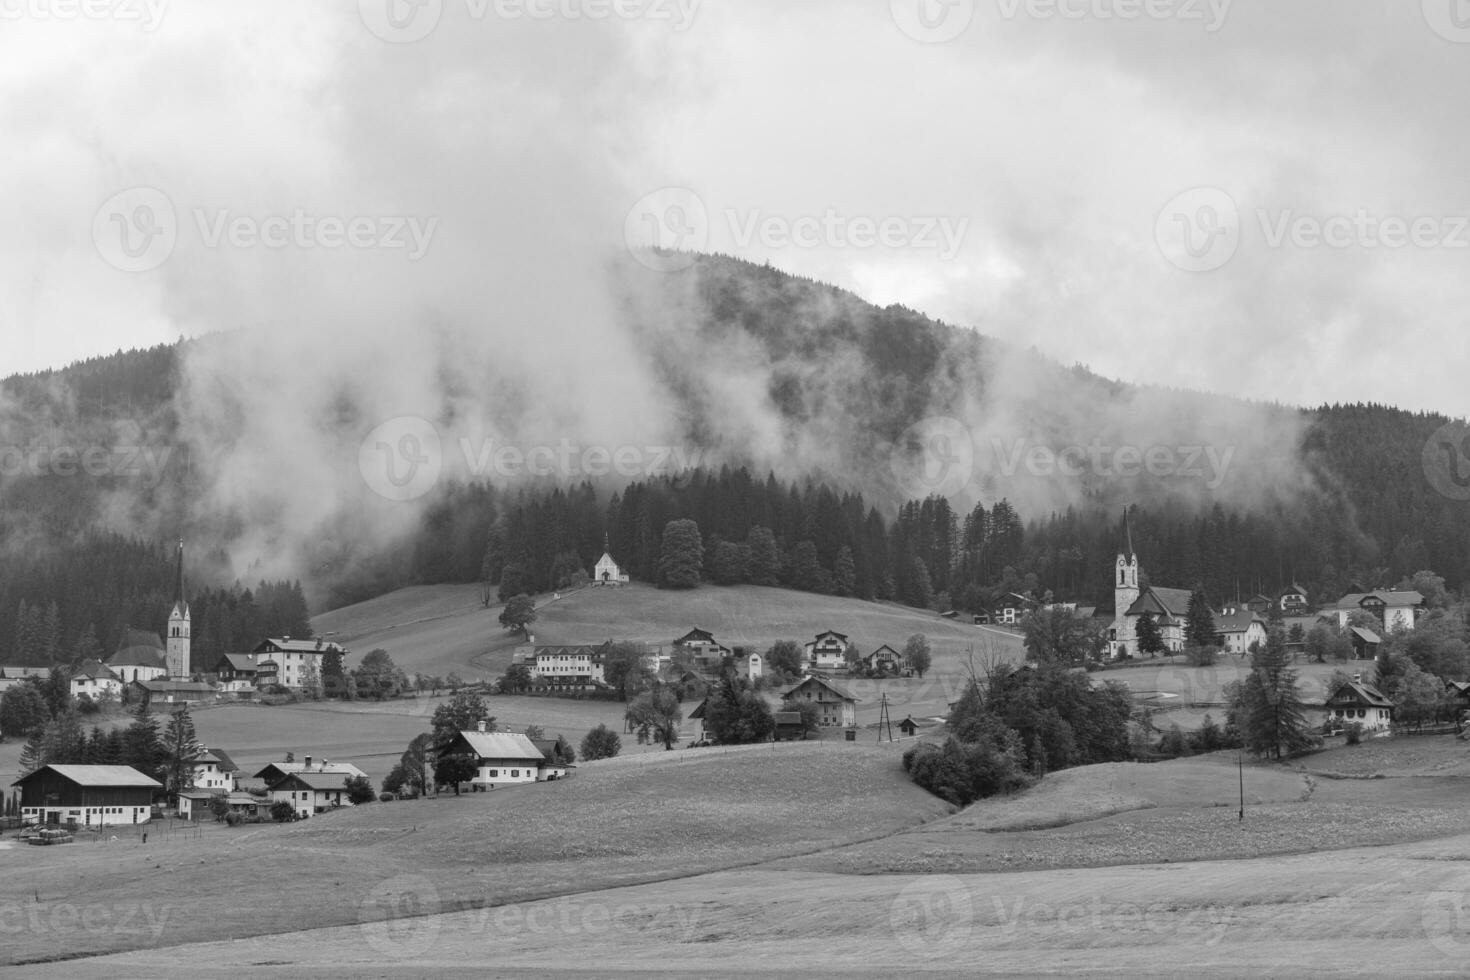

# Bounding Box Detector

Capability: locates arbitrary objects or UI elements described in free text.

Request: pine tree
[1185,586,1216,649]
[18,728,45,776]
[1235,627,1312,759]
[1135,611,1165,657]
[745,526,780,586]
[832,546,857,597]
[161,705,203,798]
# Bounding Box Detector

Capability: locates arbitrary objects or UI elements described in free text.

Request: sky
[2,0,1468,418]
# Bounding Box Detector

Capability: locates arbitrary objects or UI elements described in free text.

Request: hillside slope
[311,582,1023,680]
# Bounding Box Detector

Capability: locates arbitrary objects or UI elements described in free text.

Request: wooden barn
[13,764,160,828]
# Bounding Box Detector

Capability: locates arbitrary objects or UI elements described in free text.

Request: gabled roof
[687,698,710,721]
[1335,590,1424,610]
[530,738,573,765]
[72,660,117,681]
[1215,611,1266,633]
[782,675,860,703]
[865,644,901,661]
[12,764,161,789]
[253,760,367,781]
[1126,586,1193,619]
[132,680,215,693]
[252,638,344,655]
[812,630,850,642]
[1326,681,1394,710]
[674,628,718,645]
[443,730,544,762]
[269,771,359,793]
[197,748,238,772]
[0,666,50,678]
[216,653,259,672]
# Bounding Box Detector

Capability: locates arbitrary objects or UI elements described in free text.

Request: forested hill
[0,256,1467,664]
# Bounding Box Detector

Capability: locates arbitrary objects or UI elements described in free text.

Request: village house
[530,738,576,779]
[251,637,345,691]
[13,764,160,827]
[1322,675,1394,732]
[438,725,548,789]
[735,650,763,682]
[804,630,850,671]
[994,593,1037,626]
[213,653,262,693]
[782,676,860,728]
[176,788,221,821]
[672,628,732,669]
[687,698,713,741]
[1214,608,1269,655]
[1108,548,1189,658]
[191,747,239,792]
[252,756,367,789]
[862,644,905,675]
[898,716,921,737]
[1279,584,1311,615]
[70,660,123,700]
[533,644,608,687]
[1333,590,1424,632]
[267,770,356,819]
[0,665,50,694]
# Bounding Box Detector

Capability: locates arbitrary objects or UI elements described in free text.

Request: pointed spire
[1123,507,1135,560]
[172,538,188,618]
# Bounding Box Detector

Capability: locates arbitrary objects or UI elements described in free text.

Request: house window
[489,770,498,778]
[511,770,520,778]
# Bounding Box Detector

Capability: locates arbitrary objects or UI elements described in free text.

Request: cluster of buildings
[12,721,579,829]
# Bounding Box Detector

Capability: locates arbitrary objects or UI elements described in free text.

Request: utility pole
[1238,744,1245,821]
[877,692,893,743]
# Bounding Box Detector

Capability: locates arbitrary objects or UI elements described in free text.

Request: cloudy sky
[3,0,1468,417]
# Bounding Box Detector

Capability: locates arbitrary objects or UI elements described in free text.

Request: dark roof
[1326,681,1394,710]
[108,636,168,669]
[812,630,850,641]
[198,748,238,772]
[252,637,344,655]
[1349,626,1382,645]
[1215,611,1266,632]
[1335,590,1424,610]
[674,628,718,645]
[132,680,215,694]
[216,653,259,672]
[72,660,117,680]
[1126,586,1193,619]
[687,698,710,721]
[253,760,367,781]
[12,764,161,789]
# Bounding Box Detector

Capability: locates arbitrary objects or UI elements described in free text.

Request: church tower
[1111,514,1141,657]
[166,539,191,678]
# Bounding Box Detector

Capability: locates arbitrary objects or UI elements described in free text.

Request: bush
[1187,645,1219,667]
[378,792,395,803]
[580,723,622,761]
[269,800,295,822]
[1345,721,1363,745]
[345,775,376,805]
[903,736,1031,806]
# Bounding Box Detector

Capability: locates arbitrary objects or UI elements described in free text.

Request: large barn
[13,764,160,827]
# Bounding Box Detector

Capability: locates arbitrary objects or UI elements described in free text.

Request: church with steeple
[165,539,191,679]
[1107,516,1191,659]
